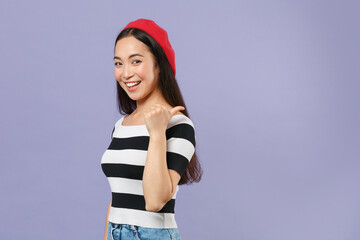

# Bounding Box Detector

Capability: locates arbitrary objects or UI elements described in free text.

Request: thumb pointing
[170,106,185,117]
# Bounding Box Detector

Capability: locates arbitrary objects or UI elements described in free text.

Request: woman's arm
[142,105,186,212]
[142,132,173,212]
[103,199,112,240]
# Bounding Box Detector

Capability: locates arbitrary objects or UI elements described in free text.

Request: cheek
[136,64,153,79]
[114,68,121,79]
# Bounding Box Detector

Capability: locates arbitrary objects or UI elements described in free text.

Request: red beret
[122,18,176,77]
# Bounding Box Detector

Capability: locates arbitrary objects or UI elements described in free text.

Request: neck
[133,87,171,116]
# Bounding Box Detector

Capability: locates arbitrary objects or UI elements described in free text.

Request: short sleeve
[165,117,196,177]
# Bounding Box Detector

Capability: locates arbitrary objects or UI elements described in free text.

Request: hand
[143,103,185,136]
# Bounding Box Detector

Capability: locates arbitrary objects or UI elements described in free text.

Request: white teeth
[126,81,141,87]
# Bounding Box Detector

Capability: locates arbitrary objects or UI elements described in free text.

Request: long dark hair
[113,28,202,185]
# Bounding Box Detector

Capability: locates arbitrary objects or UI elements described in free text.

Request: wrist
[149,131,166,140]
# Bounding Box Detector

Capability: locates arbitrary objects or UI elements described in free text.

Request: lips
[125,81,141,87]
[124,81,141,91]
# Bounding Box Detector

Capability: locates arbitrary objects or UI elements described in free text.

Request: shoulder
[113,115,126,128]
[169,113,195,129]
[167,114,196,146]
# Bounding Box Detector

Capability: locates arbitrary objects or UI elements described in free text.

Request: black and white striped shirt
[101,114,196,228]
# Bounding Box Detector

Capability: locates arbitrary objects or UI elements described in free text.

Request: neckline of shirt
[120,114,185,127]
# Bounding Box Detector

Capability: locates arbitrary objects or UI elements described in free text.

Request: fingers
[147,103,185,117]
[170,106,185,116]
[144,104,167,118]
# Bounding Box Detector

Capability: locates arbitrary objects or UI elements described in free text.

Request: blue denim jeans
[107,221,181,240]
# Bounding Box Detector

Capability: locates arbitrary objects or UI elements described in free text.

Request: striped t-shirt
[101,114,196,228]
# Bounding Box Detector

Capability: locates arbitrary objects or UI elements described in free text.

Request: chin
[126,92,142,101]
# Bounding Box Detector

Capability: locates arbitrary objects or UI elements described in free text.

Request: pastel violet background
[1,1,359,239]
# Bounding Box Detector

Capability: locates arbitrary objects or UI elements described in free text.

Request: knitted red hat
[122,18,176,77]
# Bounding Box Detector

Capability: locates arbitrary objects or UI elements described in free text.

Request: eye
[132,60,141,64]
[114,62,122,66]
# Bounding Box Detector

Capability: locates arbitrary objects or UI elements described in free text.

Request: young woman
[101,19,202,240]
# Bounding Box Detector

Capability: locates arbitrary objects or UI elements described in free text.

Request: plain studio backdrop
[0,1,359,239]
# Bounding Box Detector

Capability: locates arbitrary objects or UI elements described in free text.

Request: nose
[122,63,134,80]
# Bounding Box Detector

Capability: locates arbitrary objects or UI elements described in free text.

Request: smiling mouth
[125,81,141,87]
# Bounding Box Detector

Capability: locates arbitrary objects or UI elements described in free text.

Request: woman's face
[114,36,160,101]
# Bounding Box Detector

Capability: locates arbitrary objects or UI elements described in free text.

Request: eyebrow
[113,53,144,60]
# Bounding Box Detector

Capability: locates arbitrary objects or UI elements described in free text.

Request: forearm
[104,200,111,240]
[143,132,172,211]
